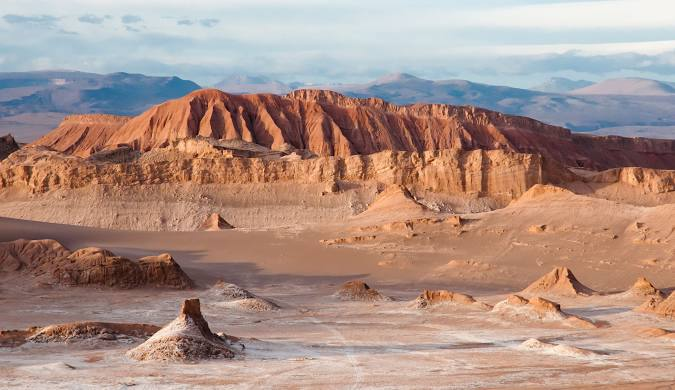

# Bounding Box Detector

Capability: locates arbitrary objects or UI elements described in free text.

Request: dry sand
[1,197,674,389]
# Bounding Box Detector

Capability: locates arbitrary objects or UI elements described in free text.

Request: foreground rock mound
[333,280,390,302]
[0,239,70,273]
[127,299,238,361]
[29,322,160,343]
[414,290,491,310]
[206,281,280,312]
[0,134,19,161]
[1,322,159,347]
[0,328,41,347]
[199,213,234,231]
[636,292,675,318]
[54,249,194,289]
[493,295,598,329]
[0,239,194,289]
[521,267,595,297]
[519,338,602,359]
[622,277,664,299]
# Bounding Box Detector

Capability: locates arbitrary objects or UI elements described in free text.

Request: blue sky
[2,0,675,87]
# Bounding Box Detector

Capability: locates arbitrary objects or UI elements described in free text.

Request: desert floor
[1,209,674,389]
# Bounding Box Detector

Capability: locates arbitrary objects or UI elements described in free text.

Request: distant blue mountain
[0,70,200,116]
[0,70,201,141]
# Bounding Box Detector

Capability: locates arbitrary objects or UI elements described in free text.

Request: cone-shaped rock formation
[199,213,234,231]
[521,267,595,297]
[127,298,238,361]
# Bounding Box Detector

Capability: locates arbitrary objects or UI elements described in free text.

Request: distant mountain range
[213,75,298,95]
[2,70,675,142]
[0,71,199,141]
[530,77,593,93]
[305,74,675,138]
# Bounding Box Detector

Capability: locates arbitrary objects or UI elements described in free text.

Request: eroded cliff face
[586,167,675,193]
[32,114,130,157]
[0,146,548,204]
[31,89,675,170]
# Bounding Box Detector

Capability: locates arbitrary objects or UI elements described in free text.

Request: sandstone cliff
[31,89,675,170]
[0,146,550,205]
[584,167,675,193]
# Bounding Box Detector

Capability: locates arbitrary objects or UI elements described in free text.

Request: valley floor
[0,212,674,389]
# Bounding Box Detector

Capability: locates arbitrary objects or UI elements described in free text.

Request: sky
[2,0,675,87]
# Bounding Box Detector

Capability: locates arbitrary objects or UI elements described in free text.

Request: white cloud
[457,0,675,29]
[2,0,675,85]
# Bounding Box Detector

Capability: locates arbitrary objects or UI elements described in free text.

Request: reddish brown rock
[521,267,596,297]
[414,289,489,309]
[31,89,675,170]
[333,280,390,302]
[636,291,675,318]
[32,114,130,157]
[0,239,70,273]
[52,248,194,289]
[625,277,664,299]
[0,327,41,347]
[0,239,193,289]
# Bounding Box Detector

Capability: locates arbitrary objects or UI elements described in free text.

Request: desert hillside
[1,89,674,231]
[31,89,675,170]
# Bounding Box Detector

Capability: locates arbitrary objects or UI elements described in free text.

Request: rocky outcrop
[0,238,70,273]
[127,298,239,361]
[493,295,598,329]
[205,281,280,312]
[52,248,194,289]
[0,327,41,347]
[521,267,596,297]
[414,290,490,310]
[31,89,675,170]
[0,134,19,161]
[584,167,675,193]
[636,292,675,318]
[333,280,390,301]
[519,338,601,359]
[0,146,550,207]
[0,239,194,289]
[624,277,664,299]
[28,322,160,343]
[1,322,160,347]
[199,213,234,231]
